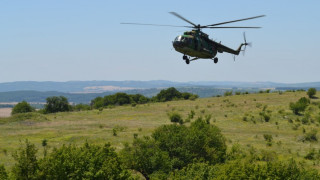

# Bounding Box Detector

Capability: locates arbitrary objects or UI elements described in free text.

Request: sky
[0,0,319,83]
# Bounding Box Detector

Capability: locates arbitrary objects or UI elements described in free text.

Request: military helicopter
[122,12,265,64]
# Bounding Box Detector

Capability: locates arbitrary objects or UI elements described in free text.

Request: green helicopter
[122,12,265,64]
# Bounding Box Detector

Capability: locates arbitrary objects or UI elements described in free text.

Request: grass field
[1,91,320,171]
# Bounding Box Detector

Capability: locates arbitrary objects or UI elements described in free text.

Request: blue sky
[0,0,319,83]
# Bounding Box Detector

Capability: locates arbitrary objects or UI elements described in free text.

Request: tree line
[11,87,198,115]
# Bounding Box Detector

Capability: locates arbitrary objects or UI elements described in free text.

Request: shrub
[224,91,233,96]
[168,112,183,124]
[121,137,171,179]
[39,143,130,179]
[169,160,320,179]
[0,164,8,180]
[307,88,317,98]
[263,134,273,146]
[304,149,316,160]
[289,97,310,115]
[188,110,195,119]
[12,140,39,180]
[304,129,318,142]
[73,103,91,111]
[11,101,35,115]
[260,111,271,122]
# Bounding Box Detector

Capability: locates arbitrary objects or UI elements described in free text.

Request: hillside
[1,91,320,171]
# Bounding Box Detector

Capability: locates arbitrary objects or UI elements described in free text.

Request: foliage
[11,141,131,179]
[44,96,71,113]
[169,160,320,179]
[155,87,182,102]
[307,88,317,98]
[224,91,233,96]
[121,117,226,179]
[303,129,318,142]
[12,139,39,180]
[259,111,270,122]
[263,134,273,146]
[289,97,310,115]
[72,103,91,111]
[0,164,8,180]
[90,88,198,108]
[168,112,183,124]
[11,101,35,115]
[38,143,130,179]
[91,93,150,109]
[121,137,171,179]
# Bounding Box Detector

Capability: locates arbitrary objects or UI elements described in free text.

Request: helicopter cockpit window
[175,36,182,42]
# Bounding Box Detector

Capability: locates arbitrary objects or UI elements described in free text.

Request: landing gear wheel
[186,59,190,64]
[214,57,218,64]
[183,55,187,60]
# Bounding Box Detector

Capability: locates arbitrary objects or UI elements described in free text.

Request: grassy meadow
[1,91,320,170]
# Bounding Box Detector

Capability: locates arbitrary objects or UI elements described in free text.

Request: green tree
[121,137,171,180]
[156,87,182,102]
[289,97,310,115]
[44,96,70,113]
[11,101,35,115]
[122,117,226,178]
[12,140,39,180]
[307,88,317,98]
[91,96,104,109]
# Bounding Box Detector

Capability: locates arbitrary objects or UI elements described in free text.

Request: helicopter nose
[173,40,183,48]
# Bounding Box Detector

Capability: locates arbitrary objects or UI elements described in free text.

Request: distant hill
[0,87,251,103]
[0,80,320,104]
[0,80,320,93]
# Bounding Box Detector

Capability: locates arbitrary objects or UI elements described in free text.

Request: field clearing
[0,108,11,118]
[1,91,320,170]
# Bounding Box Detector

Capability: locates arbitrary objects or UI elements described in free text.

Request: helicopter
[122,12,265,64]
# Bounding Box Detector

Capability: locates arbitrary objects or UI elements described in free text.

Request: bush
[12,140,39,180]
[11,141,131,179]
[304,129,318,142]
[168,112,183,124]
[224,91,233,96]
[11,101,35,115]
[263,134,273,146]
[260,111,271,122]
[169,160,320,179]
[73,103,91,111]
[307,88,317,98]
[290,97,310,115]
[38,143,130,179]
[0,164,8,180]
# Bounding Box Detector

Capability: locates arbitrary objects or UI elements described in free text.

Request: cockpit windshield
[174,36,193,45]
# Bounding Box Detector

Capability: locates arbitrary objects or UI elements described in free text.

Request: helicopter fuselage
[172,30,218,59]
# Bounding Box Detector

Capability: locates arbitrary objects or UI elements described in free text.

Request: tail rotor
[242,32,252,56]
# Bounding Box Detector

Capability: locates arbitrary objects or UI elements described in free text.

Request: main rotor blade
[205,26,262,29]
[120,22,192,28]
[169,12,197,27]
[206,15,266,27]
